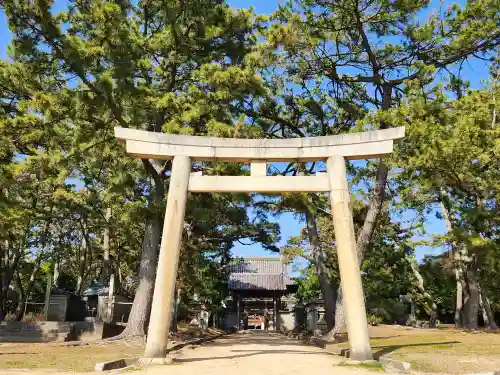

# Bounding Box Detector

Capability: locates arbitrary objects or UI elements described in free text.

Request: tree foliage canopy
[0,0,499,333]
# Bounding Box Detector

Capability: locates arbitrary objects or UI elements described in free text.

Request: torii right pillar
[327,155,372,361]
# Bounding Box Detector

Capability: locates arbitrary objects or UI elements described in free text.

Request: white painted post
[327,155,372,361]
[144,156,191,360]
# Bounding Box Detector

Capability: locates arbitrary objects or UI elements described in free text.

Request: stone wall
[47,294,86,322]
[98,295,131,323]
[0,321,105,342]
[224,312,238,331]
[47,295,68,321]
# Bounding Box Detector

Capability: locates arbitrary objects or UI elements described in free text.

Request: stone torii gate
[114,126,405,362]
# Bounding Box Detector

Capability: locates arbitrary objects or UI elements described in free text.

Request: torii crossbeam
[115,126,405,363]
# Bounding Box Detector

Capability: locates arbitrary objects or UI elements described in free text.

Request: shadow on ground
[173,331,334,363]
[204,332,304,348]
[372,341,461,358]
[212,331,463,360]
[175,349,331,363]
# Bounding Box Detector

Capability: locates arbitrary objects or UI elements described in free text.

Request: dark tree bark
[14,271,25,321]
[479,285,497,329]
[454,267,464,328]
[0,244,21,321]
[464,256,480,330]
[322,288,344,341]
[439,197,467,328]
[0,241,4,319]
[110,158,167,339]
[411,262,437,327]
[116,213,161,338]
[101,207,112,282]
[15,254,43,321]
[304,208,336,329]
[75,234,87,295]
[53,258,60,288]
[171,287,181,333]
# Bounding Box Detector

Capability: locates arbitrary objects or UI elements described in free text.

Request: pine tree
[248,0,500,337]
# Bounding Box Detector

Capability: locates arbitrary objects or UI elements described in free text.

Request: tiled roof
[82,283,109,296]
[229,257,285,274]
[228,257,294,291]
[229,273,286,291]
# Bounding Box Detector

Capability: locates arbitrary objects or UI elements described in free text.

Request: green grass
[365,326,500,373]
[338,362,384,372]
[0,324,222,372]
[121,365,144,372]
[0,342,143,372]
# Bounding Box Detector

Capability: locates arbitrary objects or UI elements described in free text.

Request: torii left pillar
[327,155,372,361]
[143,156,191,362]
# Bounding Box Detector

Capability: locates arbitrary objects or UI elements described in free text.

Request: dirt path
[136,331,385,375]
[1,331,392,375]
[4,326,500,374]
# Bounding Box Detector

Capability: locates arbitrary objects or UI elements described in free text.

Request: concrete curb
[95,332,225,371]
[378,356,412,372]
[95,358,137,371]
[312,337,412,372]
[167,332,224,352]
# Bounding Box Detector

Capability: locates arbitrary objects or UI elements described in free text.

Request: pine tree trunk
[0,241,5,320]
[322,288,345,341]
[171,287,181,333]
[101,207,112,282]
[455,275,463,328]
[14,272,25,321]
[479,292,489,327]
[453,246,468,328]
[0,246,21,321]
[304,208,336,329]
[76,235,87,294]
[460,265,471,326]
[464,257,479,330]
[479,285,497,329]
[15,256,42,321]
[439,197,466,328]
[411,262,437,327]
[409,300,416,326]
[115,240,123,292]
[115,213,161,338]
[53,259,60,288]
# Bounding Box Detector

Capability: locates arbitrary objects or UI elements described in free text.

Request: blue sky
[0,0,491,264]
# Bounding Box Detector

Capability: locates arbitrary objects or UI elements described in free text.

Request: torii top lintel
[114,126,405,162]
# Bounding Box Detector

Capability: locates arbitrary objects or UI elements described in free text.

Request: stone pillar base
[349,349,374,362]
[138,356,173,365]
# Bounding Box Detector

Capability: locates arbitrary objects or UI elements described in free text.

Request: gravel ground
[136,331,388,375]
[1,332,386,375]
